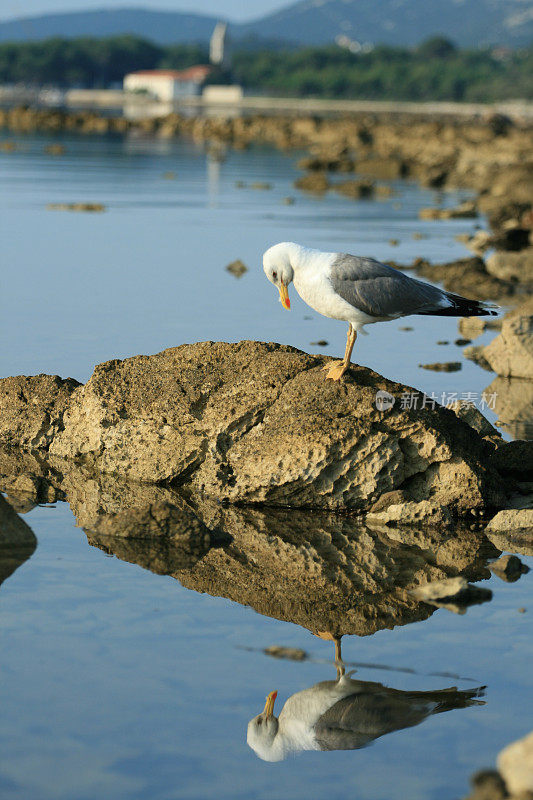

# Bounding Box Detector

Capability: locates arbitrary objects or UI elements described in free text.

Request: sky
[1,0,292,22]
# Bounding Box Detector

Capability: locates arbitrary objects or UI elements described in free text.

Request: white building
[123,66,212,101]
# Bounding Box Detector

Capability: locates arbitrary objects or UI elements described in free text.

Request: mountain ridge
[0,1,532,47]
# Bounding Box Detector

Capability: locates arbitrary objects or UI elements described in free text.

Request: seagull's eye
[272,271,277,281]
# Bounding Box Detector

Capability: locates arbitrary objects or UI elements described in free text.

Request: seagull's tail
[417,292,499,318]
[410,685,487,713]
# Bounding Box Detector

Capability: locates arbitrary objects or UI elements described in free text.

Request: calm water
[1,132,531,800]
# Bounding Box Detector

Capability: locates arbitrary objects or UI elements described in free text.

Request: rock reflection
[0,448,501,635]
[247,641,485,762]
[86,501,230,575]
[175,505,498,636]
[0,494,37,588]
[486,376,533,439]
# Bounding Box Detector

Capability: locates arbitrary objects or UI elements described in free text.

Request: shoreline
[1,104,531,195]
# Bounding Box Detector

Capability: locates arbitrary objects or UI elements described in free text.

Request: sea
[0,130,531,800]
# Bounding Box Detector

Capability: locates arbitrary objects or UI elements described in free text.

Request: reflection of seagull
[263,242,498,381]
[247,674,484,762]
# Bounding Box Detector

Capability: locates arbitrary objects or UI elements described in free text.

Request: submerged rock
[332,179,374,199]
[294,172,329,193]
[225,259,248,278]
[44,143,65,155]
[263,646,307,661]
[46,202,106,212]
[419,202,477,220]
[463,345,493,372]
[0,341,506,521]
[419,361,462,372]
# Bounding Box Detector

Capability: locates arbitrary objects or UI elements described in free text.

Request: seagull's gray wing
[314,691,441,752]
[330,253,448,319]
[314,685,484,752]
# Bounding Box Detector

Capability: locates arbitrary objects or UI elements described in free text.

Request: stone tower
[210,21,231,70]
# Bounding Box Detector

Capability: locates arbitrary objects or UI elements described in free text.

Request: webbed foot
[322,360,350,381]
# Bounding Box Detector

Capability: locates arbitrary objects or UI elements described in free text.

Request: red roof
[129,66,212,82]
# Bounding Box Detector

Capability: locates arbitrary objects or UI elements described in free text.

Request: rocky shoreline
[2,104,532,304]
[1,105,532,207]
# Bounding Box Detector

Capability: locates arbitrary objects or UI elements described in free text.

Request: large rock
[0,342,506,521]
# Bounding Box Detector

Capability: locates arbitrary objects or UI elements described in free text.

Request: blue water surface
[0,131,531,800]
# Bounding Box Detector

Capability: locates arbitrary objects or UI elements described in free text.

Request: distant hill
[0,1,532,47]
[0,8,220,44]
[239,0,533,49]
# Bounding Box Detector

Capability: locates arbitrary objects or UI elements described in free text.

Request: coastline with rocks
[1,100,532,800]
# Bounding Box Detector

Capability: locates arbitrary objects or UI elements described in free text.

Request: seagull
[247,674,484,762]
[263,242,498,380]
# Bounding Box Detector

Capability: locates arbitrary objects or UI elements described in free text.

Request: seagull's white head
[246,690,283,762]
[263,242,297,310]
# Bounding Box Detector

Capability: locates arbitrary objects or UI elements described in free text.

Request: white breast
[292,250,379,330]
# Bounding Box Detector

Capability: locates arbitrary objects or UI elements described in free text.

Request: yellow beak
[278,280,290,310]
[262,690,278,719]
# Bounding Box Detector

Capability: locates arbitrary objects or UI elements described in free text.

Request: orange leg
[323,325,357,381]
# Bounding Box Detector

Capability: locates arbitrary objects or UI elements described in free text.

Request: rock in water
[497,730,533,796]
[225,259,248,278]
[488,554,529,582]
[481,313,533,379]
[419,361,462,372]
[264,646,307,661]
[0,342,505,521]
